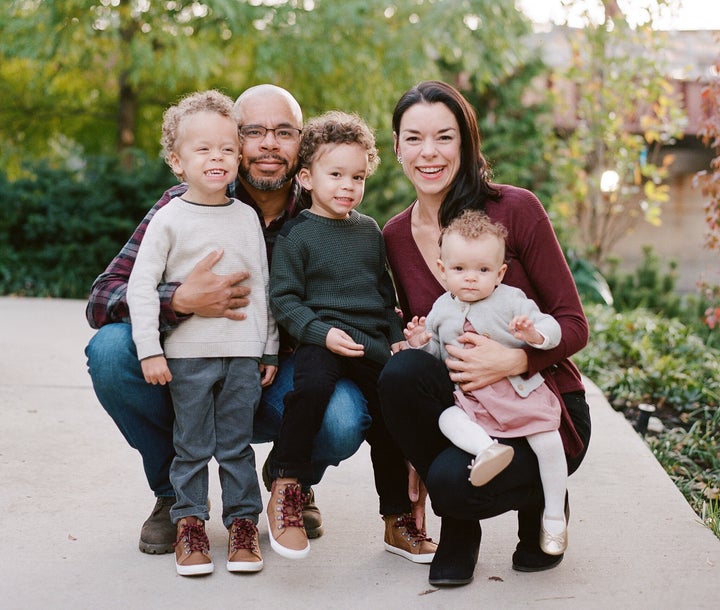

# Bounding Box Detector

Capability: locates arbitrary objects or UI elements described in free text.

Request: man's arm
[85,184,185,330]
[86,184,252,330]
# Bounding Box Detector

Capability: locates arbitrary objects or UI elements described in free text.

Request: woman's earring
[397,155,403,164]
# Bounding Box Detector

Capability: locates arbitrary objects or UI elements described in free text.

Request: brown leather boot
[139,496,176,554]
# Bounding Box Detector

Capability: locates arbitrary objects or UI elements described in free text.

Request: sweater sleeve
[377,233,405,344]
[504,192,588,377]
[127,209,172,361]
[510,287,562,350]
[269,233,333,347]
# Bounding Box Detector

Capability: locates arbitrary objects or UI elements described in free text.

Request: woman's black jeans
[378,349,591,536]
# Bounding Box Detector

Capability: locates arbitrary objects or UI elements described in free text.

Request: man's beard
[239,157,298,191]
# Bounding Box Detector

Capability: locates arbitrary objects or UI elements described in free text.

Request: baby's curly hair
[298,110,380,175]
[160,90,237,170]
[439,209,508,249]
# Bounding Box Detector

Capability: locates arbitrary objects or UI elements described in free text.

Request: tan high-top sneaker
[227,518,263,572]
[266,478,310,559]
[383,514,437,564]
[174,516,213,576]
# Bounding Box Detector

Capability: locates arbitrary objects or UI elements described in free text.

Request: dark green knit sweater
[269,209,404,364]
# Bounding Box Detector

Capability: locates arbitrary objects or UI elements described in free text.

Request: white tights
[438,406,567,525]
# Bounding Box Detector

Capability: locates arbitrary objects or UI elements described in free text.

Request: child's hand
[326,327,365,357]
[141,355,172,385]
[260,364,277,387]
[509,315,543,345]
[403,316,431,347]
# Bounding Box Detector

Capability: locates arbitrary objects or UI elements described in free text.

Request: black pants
[378,349,591,531]
[275,344,410,516]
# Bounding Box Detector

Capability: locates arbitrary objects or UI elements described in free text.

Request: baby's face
[437,232,507,302]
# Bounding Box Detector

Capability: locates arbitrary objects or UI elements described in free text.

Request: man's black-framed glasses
[240,125,302,142]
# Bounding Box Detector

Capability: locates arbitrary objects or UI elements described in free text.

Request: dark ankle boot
[428,517,481,586]
[512,492,569,572]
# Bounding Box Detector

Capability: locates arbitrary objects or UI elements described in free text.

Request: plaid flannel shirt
[85,179,304,332]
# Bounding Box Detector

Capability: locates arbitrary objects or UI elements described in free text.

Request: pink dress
[455,378,561,438]
[456,318,560,437]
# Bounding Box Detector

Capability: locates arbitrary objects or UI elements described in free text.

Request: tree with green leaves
[0,0,261,172]
[548,0,686,265]
[0,0,548,224]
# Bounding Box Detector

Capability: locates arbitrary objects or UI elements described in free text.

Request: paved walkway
[1,296,718,609]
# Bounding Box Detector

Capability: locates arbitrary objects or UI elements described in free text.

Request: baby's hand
[141,355,172,385]
[404,315,431,347]
[509,315,543,345]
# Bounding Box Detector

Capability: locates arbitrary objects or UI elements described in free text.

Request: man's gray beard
[239,166,295,192]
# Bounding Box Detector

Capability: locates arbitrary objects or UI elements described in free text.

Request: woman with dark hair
[380,80,591,586]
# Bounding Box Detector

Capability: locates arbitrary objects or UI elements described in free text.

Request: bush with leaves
[576,305,720,415]
[575,304,720,537]
[0,152,175,298]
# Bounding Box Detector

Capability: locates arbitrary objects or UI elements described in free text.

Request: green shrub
[0,152,175,298]
[576,305,720,413]
[576,304,720,537]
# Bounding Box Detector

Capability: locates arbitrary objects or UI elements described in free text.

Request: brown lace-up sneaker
[227,518,263,572]
[174,516,214,576]
[266,478,310,559]
[302,488,324,539]
[139,496,176,554]
[384,514,437,564]
[261,451,324,539]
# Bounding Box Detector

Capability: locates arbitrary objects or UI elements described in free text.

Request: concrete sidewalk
[1,296,718,609]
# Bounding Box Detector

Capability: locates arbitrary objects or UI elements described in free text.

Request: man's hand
[171,249,251,319]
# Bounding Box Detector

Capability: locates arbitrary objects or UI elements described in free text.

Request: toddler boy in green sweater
[266,111,437,564]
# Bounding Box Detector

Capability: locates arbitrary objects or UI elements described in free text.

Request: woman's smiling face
[394,101,461,203]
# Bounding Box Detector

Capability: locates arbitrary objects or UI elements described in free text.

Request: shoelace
[394,514,432,545]
[229,519,259,552]
[277,483,306,528]
[174,521,209,553]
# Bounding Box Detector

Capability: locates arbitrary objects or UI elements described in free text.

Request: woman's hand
[444,332,528,392]
[407,463,428,530]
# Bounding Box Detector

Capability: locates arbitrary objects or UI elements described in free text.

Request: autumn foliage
[694,50,720,251]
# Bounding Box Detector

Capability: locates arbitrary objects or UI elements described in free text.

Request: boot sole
[429,575,474,586]
[139,540,175,554]
[384,542,435,564]
[305,525,324,539]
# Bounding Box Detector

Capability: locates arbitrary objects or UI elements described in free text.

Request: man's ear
[297,167,312,191]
